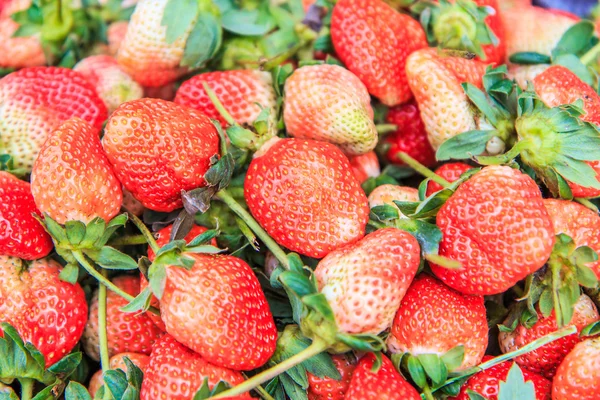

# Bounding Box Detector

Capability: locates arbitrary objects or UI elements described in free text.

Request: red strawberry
[82,275,164,361]
[122,188,145,217]
[174,70,276,128]
[31,118,123,224]
[0,256,88,367]
[552,337,600,400]
[367,185,419,215]
[0,172,53,260]
[349,151,380,184]
[0,18,44,69]
[477,0,506,64]
[283,64,377,155]
[430,166,555,295]
[160,253,277,370]
[498,294,599,379]
[330,0,428,106]
[244,137,370,258]
[102,98,220,212]
[388,274,488,369]
[315,227,420,334]
[88,352,150,397]
[451,355,551,400]
[107,21,128,57]
[344,353,421,400]
[307,353,357,400]
[0,67,108,172]
[148,223,217,261]
[140,334,251,400]
[425,162,472,196]
[383,101,437,168]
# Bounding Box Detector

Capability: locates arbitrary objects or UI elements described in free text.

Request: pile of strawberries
[3,0,600,399]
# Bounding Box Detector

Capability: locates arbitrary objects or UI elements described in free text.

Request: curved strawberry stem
[425,254,462,269]
[581,41,600,65]
[126,211,160,254]
[376,124,398,134]
[98,270,111,399]
[107,234,148,246]
[18,378,34,400]
[202,82,236,126]
[396,152,451,188]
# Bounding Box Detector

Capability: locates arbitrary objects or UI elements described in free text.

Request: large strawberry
[140,334,251,400]
[31,118,123,224]
[388,274,488,369]
[430,166,555,295]
[0,172,52,260]
[283,64,377,156]
[314,227,420,335]
[499,294,599,379]
[102,98,220,212]
[425,162,472,196]
[0,256,88,367]
[552,337,600,400]
[244,137,370,258]
[0,67,108,172]
[330,0,428,106]
[307,353,357,400]
[344,353,421,400]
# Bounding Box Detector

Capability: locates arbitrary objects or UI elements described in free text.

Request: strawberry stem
[575,198,598,212]
[18,378,34,400]
[425,253,462,269]
[202,82,236,126]
[126,211,160,254]
[396,152,451,188]
[421,383,435,400]
[107,234,148,246]
[581,41,600,65]
[376,124,398,134]
[208,338,329,399]
[98,270,111,394]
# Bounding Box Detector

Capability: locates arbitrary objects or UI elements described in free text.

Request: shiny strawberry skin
[0,172,53,260]
[431,166,555,295]
[160,253,277,370]
[140,334,251,400]
[388,274,488,369]
[349,151,380,184]
[244,138,370,259]
[102,98,220,212]
[383,101,437,168]
[307,354,357,400]
[425,162,472,196]
[0,256,88,367]
[175,70,276,127]
[0,67,108,172]
[31,118,123,224]
[344,353,421,400]
[330,0,428,106]
[283,64,377,156]
[552,337,600,400]
[315,228,420,334]
[499,294,599,379]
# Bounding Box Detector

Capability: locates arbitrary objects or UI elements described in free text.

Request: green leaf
[539,289,554,318]
[576,263,599,288]
[302,293,335,323]
[580,320,600,337]
[498,363,536,400]
[407,356,427,389]
[47,351,81,377]
[65,381,92,400]
[440,345,465,371]
[508,52,551,65]
[161,0,200,44]
[104,369,128,399]
[436,130,495,161]
[42,214,68,243]
[279,271,316,298]
[95,246,139,270]
[394,219,443,255]
[80,218,106,248]
[370,204,400,221]
[120,287,153,313]
[417,353,448,387]
[181,13,222,69]
[467,390,489,400]
[553,159,600,191]
[462,83,499,126]
[552,20,595,58]
[221,6,275,36]
[59,263,80,284]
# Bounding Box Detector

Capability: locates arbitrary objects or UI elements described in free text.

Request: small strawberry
[349,151,380,184]
[499,294,599,379]
[307,353,357,400]
[244,137,370,258]
[0,256,88,367]
[122,188,145,217]
[31,118,123,224]
[0,172,53,260]
[74,55,144,114]
[102,98,220,212]
[283,64,377,156]
[367,185,419,215]
[82,275,164,361]
[0,67,108,172]
[344,353,421,400]
[552,337,600,400]
[425,162,472,196]
[0,18,44,69]
[430,166,555,295]
[140,334,251,400]
[107,21,128,56]
[388,274,488,370]
[330,0,428,106]
[315,227,420,334]
[383,101,437,168]
[450,355,551,400]
[88,352,150,397]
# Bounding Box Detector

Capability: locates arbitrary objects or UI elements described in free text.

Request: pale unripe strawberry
[107,21,129,57]
[349,151,380,184]
[368,185,419,217]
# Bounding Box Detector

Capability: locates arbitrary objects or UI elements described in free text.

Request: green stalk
[376,124,398,135]
[98,271,111,400]
[424,254,462,269]
[421,383,435,400]
[107,234,148,246]
[19,378,34,400]
[581,41,600,65]
[126,211,160,254]
[248,381,276,400]
[396,152,452,188]
[208,338,329,399]
[575,198,598,212]
[56,0,63,24]
[202,82,236,126]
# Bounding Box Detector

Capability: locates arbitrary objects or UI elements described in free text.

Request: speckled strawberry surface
[552,337,600,400]
[307,354,356,400]
[426,162,472,196]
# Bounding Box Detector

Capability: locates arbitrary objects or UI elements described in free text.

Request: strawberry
[330,0,428,106]
[102,98,220,212]
[383,101,437,168]
[388,274,488,369]
[283,64,377,155]
[0,256,87,367]
[498,294,599,379]
[140,334,251,400]
[508,64,549,89]
[425,162,472,196]
[88,352,150,397]
[31,118,123,224]
[82,275,164,361]
[307,353,357,400]
[244,137,370,258]
[0,172,53,260]
[552,337,600,400]
[160,253,277,370]
[405,48,488,149]
[367,185,419,215]
[344,353,421,400]
[174,70,276,128]
[0,67,108,172]
[0,18,44,69]
[349,151,380,184]
[430,166,555,295]
[314,227,420,334]
[107,21,128,56]
[74,55,144,114]
[122,188,145,217]
[477,0,506,64]
[450,355,551,400]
